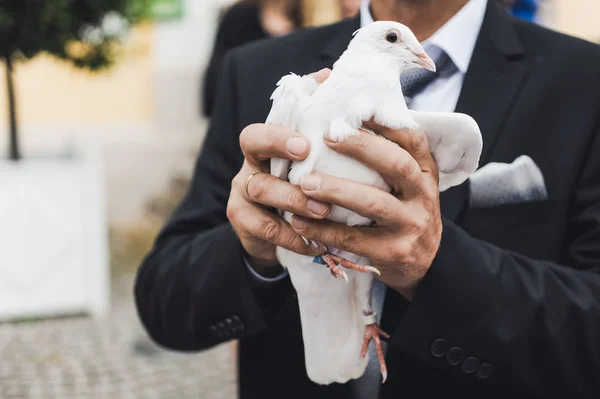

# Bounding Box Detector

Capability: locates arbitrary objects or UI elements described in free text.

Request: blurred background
[0,0,598,398]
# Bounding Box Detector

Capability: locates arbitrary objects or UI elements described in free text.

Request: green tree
[0,0,149,161]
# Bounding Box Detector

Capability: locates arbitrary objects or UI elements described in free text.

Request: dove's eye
[386,32,398,43]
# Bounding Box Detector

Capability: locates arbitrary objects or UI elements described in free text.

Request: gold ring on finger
[244,171,262,198]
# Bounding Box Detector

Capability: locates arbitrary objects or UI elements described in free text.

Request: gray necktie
[400,47,457,106]
[349,48,457,399]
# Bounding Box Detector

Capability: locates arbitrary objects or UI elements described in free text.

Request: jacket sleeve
[390,127,600,397]
[135,51,294,352]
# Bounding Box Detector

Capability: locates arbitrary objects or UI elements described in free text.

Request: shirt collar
[359,0,487,73]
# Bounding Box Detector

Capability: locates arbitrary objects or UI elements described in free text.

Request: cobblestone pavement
[0,275,237,399]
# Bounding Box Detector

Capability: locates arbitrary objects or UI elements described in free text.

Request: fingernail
[286,137,308,156]
[324,130,351,143]
[307,199,328,215]
[323,130,336,142]
[301,174,321,191]
[291,215,308,230]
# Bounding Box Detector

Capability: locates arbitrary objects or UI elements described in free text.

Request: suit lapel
[439,3,531,224]
[310,16,361,72]
[455,2,530,166]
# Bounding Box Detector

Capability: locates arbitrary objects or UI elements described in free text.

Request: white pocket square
[469,155,548,208]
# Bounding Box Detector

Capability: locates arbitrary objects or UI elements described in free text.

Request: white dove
[266,21,483,385]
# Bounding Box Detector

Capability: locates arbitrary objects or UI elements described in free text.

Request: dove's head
[350,21,436,73]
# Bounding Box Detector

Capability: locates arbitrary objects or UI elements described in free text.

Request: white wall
[548,0,600,42]
[152,0,224,140]
[110,0,227,226]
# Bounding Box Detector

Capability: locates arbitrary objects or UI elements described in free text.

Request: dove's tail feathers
[409,110,483,191]
[276,247,368,385]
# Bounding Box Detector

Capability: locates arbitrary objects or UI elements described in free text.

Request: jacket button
[232,315,245,332]
[477,363,495,379]
[224,318,236,334]
[211,324,224,338]
[461,357,480,374]
[446,347,464,366]
[217,322,230,337]
[430,338,448,358]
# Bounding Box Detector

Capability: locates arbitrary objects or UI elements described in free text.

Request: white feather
[408,110,482,191]
[268,73,320,182]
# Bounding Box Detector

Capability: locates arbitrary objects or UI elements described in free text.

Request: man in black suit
[134,0,600,398]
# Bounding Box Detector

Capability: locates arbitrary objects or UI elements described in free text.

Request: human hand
[289,122,443,300]
[227,69,333,276]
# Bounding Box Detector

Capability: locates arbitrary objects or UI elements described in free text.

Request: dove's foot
[316,252,380,283]
[329,254,381,276]
[321,253,348,283]
[360,318,391,384]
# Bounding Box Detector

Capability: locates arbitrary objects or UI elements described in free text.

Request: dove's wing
[266,73,320,181]
[409,110,483,191]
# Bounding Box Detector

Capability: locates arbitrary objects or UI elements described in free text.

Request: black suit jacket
[135,2,600,398]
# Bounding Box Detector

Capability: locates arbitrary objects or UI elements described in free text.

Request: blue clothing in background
[511,0,538,21]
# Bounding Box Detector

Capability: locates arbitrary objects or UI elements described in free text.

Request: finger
[242,205,325,257]
[299,173,405,226]
[240,124,310,168]
[363,120,438,176]
[324,129,425,196]
[244,172,331,219]
[290,216,375,258]
[311,68,331,83]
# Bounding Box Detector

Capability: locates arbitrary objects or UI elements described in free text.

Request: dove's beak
[411,49,436,72]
